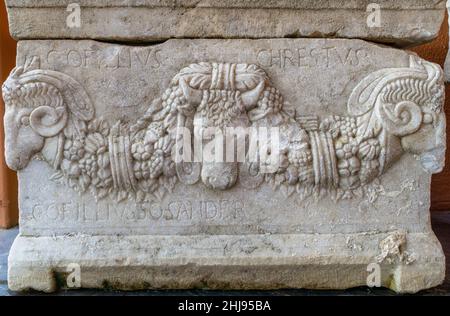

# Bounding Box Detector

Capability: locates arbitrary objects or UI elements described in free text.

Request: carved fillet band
[310,131,339,188]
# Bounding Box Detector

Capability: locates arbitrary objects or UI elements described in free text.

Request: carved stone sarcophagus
[2,1,447,294]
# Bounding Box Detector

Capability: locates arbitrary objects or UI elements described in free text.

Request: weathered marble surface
[4,0,446,46]
[8,232,445,293]
[3,39,447,293]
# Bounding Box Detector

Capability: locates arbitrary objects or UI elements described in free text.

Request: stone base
[8,232,445,293]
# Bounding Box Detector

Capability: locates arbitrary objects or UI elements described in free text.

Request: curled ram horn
[348,56,444,138]
[347,56,429,117]
[375,101,423,137]
[3,68,94,139]
[29,105,68,137]
[15,69,94,122]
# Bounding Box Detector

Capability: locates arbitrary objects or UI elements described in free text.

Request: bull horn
[242,81,265,110]
[180,77,202,105]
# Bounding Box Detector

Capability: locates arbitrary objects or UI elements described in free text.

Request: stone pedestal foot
[8,232,445,293]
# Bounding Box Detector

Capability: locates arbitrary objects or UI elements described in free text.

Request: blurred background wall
[0,4,449,228]
[0,0,18,228]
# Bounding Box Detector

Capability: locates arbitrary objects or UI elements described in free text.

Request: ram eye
[20,116,30,126]
[423,113,433,124]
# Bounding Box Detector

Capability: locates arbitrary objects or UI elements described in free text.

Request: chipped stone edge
[8,232,445,293]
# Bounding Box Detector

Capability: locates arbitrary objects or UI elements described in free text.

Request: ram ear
[2,67,24,98]
[30,106,68,137]
[10,66,25,79]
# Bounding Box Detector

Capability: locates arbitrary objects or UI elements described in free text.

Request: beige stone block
[2,39,446,292]
[4,1,446,46]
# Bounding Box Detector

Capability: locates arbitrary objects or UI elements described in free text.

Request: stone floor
[1,213,450,296]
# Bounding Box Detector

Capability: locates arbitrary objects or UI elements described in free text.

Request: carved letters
[44,47,162,69]
[257,47,369,69]
[30,199,246,223]
[2,56,444,203]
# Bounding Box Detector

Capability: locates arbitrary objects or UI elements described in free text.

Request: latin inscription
[257,47,369,69]
[32,47,162,70]
[25,45,369,71]
[30,199,246,223]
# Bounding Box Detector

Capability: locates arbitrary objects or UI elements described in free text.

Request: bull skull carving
[173,63,267,190]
